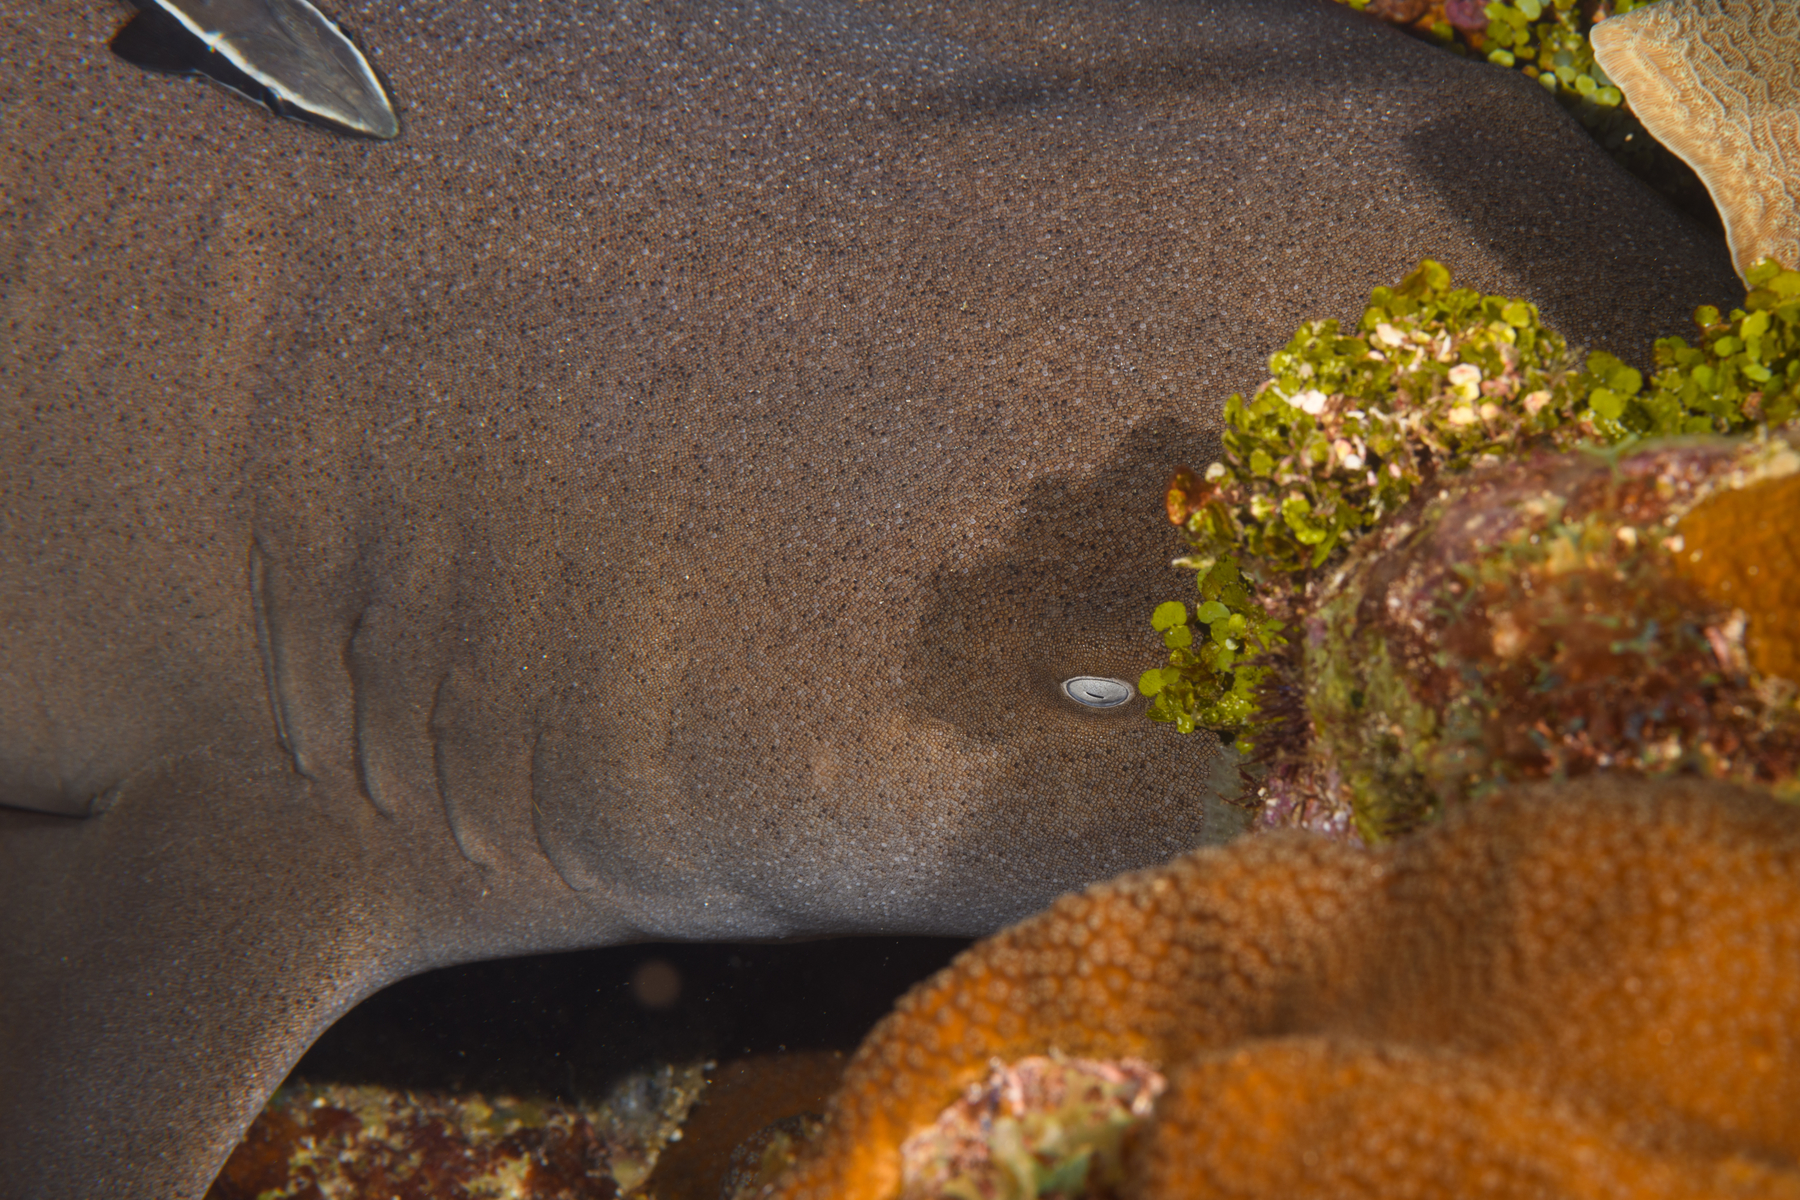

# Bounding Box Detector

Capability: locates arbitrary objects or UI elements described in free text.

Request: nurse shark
[0,0,1737,1193]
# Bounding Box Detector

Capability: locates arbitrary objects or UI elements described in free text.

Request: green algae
[1138,557,1281,734]
[1148,259,1800,835]
[1338,0,1642,92]
[1340,0,1643,112]
[1474,0,1638,109]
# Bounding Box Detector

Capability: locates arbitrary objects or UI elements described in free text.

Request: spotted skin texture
[771,778,1800,1200]
[0,0,1739,1194]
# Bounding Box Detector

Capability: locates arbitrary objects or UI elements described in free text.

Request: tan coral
[768,777,1800,1199]
[1592,0,1800,280]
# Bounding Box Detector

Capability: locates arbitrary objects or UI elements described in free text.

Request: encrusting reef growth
[1143,259,1800,839]
[763,777,1800,1200]
[206,1065,708,1200]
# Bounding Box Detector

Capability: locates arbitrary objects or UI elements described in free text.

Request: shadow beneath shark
[289,936,970,1100]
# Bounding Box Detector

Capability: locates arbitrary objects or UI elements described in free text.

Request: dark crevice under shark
[0,0,1737,1193]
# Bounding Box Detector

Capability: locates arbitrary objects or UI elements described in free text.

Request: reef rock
[1268,431,1800,838]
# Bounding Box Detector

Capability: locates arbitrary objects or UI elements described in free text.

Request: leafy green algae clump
[1146,259,1800,839]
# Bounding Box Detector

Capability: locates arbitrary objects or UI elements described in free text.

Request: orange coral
[1674,470,1800,684]
[1137,1039,1800,1199]
[768,778,1800,1199]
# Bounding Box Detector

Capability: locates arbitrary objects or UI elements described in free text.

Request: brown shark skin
[0,0,1737,1194]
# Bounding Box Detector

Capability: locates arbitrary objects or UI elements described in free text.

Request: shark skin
[0,0,1737,1193]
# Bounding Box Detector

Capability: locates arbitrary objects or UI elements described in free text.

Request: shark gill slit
[427,673,487,867]
[247,540,299,766]
[529,730,591,893]
[345,605,396,819]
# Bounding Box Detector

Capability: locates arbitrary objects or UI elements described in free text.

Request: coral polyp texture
[1147,260,1800,838]
[1593,0,1800,281]
[765,778,1800,1200]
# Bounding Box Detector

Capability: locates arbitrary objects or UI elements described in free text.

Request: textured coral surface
[1136,1038,1800,1199]
[768,777,1800,1200]
[1593,0,1800,279]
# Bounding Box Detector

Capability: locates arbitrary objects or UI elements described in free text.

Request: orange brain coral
[768,777,1800,1199]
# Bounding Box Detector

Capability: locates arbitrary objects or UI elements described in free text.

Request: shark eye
[1060,676,1135,709]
